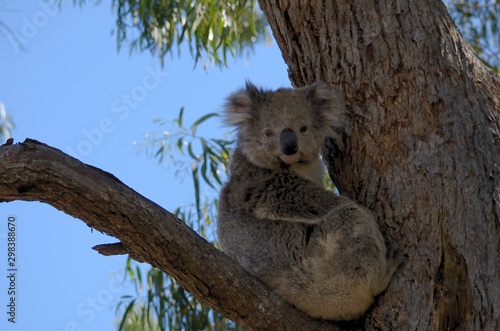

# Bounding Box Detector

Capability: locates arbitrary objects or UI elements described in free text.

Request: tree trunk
[258,0,500,330]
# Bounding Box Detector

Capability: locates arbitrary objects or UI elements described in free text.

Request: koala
[217,81,405,321]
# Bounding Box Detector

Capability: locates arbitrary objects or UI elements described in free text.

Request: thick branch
[0,139,341,331]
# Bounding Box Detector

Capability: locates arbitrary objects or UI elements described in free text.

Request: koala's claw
[386,243,407,275]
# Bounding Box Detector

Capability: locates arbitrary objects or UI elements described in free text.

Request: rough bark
[0,139,340,331]
[258,0,500,330]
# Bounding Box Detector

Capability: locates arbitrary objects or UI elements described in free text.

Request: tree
[1,1,500,330]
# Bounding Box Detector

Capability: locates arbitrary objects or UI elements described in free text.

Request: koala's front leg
[254,174,338,224]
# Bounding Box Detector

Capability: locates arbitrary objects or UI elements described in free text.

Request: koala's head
[223,81,344,170]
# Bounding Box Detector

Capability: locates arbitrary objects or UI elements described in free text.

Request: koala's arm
[253,173,340,224]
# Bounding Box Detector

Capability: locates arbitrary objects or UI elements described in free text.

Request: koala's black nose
[280,128,298,155]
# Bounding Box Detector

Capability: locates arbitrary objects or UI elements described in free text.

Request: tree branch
[0,139,343,331]
[93,242,129,256]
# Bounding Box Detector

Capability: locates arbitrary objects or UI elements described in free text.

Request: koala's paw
[254,204,278,220]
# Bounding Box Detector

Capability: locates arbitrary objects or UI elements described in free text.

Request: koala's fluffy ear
[223,81,264,127]
[300,82,345,136]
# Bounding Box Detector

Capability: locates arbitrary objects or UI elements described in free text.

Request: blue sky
[0,2,290,330]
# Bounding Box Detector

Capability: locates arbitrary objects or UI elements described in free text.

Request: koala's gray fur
[217,81,405,321]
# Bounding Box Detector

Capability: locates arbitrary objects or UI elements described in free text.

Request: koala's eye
[264,129,275,137]
[300,126,308,133]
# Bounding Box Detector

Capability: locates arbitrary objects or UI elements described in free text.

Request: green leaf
[191,112,219,130]
[187,141,199,160]
[136,264,143,292]
[210,160,223,186]
[176,137,185,153]
[177,107,185,128]
[192,162,201,219]
[117,299,136,331]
